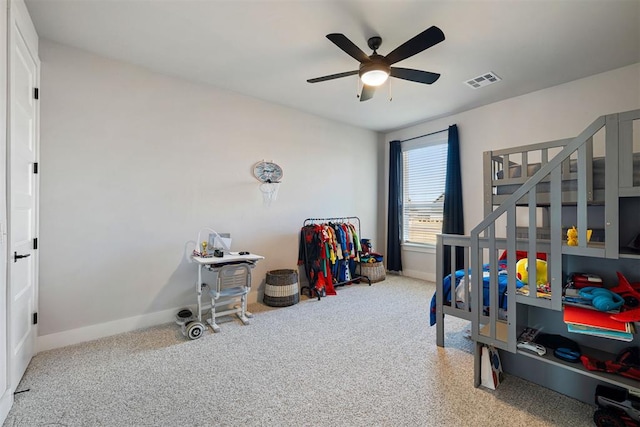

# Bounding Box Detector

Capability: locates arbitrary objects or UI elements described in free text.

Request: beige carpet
[5,275,593,426]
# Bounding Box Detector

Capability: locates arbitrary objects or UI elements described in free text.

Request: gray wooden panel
[435,234,444,347]
[489,138,572,157]
[619,115,634,189]
[483,151,493,217]
[500,351,633,405]
[604,114,619,258]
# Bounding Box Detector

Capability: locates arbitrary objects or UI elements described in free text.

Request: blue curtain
[442,124,464,276]
[387,140,403,272]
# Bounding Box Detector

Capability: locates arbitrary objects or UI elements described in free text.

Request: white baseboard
[0,389,13,426]
[401,269,436,283]
[37,306,183,352]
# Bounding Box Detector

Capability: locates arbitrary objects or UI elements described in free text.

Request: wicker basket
[359,262,386,283]
[264,269,299,307]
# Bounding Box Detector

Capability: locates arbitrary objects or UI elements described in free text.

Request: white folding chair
[208,263,252,332]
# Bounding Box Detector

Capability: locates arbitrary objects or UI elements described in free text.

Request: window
[401,131,448,246]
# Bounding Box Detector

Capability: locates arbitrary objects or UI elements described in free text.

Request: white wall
[37,40,379,349]
[383,63,640,282]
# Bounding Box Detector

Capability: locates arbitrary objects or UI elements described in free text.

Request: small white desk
[192,253,264,329]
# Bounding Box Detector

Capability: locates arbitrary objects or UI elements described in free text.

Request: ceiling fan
[307,26,445,101]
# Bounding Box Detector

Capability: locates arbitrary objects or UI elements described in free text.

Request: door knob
[14,251,31,262]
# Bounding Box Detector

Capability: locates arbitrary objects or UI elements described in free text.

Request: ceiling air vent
[464,72,501,89]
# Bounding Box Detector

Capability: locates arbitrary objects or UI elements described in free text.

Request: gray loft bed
[434,110,640,402]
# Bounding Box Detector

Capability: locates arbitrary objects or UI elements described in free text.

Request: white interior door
[0,0,9,423]
[8,0,39,389]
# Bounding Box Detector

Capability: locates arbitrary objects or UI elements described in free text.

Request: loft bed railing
[435,235,551,345]
[484,137,595,209]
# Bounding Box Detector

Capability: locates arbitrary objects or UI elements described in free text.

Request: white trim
[401,269,436,283]
[402,242,436,254]
[37,306,187,352]
[401,130,448,151]
[12,0,38,54]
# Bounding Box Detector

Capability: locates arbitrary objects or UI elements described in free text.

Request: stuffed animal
[567,226,578,246]
[567,226,592,246]
[516,258,548,286]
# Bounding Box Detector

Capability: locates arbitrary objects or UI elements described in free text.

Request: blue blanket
[429,262,524,326]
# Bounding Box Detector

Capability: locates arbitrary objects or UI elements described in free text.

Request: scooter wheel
[186,322,204,340]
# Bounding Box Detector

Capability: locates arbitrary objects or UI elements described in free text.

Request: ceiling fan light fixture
[359,60,390,86]
[360,69,389,86]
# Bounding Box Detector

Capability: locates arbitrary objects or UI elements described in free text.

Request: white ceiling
[24,0,640,133]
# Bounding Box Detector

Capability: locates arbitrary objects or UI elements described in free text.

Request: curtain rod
[400,127,448,143]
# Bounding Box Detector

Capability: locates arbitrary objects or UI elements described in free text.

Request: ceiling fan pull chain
[388,78,393,102]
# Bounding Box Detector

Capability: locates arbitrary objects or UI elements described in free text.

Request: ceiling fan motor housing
[359,54,391,80]
[367,36,382,52]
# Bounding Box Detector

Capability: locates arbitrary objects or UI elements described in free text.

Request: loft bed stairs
[434,109,640,403]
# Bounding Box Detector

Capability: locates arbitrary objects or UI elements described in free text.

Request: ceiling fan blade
[326,33,371,63]
[390,67,441,84]
[307,70,358,83]
[359,84,375,102]
[384,26,445,65]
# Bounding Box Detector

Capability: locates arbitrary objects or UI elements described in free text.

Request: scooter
[175,308,205,340]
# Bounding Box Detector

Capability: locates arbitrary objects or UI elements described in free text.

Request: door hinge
[33,162,38,174]
[33,237,38,250]
[33,312,38,325]
[34,87,39,100]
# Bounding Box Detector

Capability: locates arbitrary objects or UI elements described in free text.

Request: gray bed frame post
[435,234,444,347]
[604,113,619,258]
[483,151,493,218]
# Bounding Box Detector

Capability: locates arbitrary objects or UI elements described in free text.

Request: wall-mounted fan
[307,26,445,101]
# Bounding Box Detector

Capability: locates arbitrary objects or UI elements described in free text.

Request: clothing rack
[299,216,371,301]
[303,216,360,225]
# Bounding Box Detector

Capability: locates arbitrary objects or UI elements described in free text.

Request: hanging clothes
[298,217,368,300]
[298,225,335,298]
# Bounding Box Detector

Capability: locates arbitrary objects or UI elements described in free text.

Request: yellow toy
[516,258,548,286]
[567,226,592,246]
[567,226,578,246]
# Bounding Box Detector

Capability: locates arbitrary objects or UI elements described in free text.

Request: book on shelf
[566,323,634,342]
[563,305,631,333]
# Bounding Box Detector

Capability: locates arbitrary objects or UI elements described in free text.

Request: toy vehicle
[593,385,640,427]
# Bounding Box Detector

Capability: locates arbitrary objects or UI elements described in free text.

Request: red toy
[609,272,640,323]
[570,272,603,289]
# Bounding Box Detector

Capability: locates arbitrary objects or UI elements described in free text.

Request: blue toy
[579,287,625,312]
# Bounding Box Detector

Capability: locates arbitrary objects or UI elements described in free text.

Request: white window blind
[402,133,448,246]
